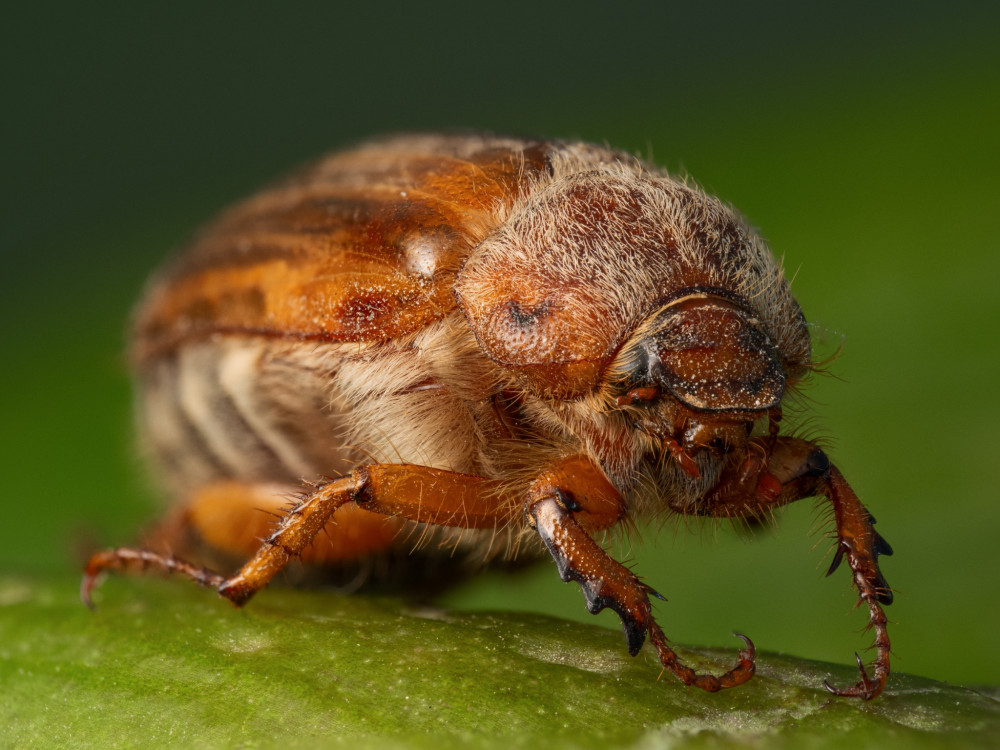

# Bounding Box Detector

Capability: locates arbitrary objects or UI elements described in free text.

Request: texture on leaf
[1,576,997,750]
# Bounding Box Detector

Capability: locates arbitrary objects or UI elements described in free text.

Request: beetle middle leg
[696,436,894,699]
[525,455,756,692]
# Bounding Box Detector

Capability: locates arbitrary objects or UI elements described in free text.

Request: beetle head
[455,170,809,405]
[611,289,785,465]
[624,290,785,413]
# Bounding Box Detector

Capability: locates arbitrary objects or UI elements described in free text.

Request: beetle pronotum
[83,134,893,699]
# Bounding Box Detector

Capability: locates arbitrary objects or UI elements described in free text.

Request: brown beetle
[83,133,893,699]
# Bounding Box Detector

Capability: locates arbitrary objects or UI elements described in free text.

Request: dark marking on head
[506,299,550,328]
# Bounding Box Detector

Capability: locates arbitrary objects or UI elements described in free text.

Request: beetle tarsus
[816,466,893,699]
[824,652,884,700]
[648,624,756,692]
[81,547,226,608]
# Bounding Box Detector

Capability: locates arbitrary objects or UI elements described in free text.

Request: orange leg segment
[82,464,507,608]
[698,437,894,700]
[525,454,756,692]
[820,465,893,699]
[177,480,403,564]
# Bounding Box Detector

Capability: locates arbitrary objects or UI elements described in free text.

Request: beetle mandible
[83,133,894,699]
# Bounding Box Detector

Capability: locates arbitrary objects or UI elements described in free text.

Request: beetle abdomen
[139,338,356,494]
[139,313,502,499]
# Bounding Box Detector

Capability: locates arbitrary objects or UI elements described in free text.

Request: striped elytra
[86,133,895,700]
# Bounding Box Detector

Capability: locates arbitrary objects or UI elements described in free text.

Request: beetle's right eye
[610,333,661,406]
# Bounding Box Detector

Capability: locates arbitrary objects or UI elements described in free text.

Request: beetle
[82,133,894,699]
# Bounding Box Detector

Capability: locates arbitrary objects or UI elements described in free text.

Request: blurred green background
[2,2,997,689]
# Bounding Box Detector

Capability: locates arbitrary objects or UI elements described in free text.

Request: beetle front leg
[819,464,893,699]
[700,437,894,699]
[525,455,755,692]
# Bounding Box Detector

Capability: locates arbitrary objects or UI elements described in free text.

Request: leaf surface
[1,576,996,750]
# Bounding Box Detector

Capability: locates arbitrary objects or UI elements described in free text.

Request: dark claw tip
[622,616,647,657]
[824,678,859,698]
[645,584,667,602]
[874,532,894,558]
[826,544,846,577]
[733,632,755,651]
[853,652,871,680]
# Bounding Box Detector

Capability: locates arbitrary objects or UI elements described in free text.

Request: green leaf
[1,575,997,750]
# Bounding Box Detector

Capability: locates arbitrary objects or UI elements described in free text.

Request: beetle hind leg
[82,465,516,607]
[82,474,365,607]
[81,547,225,608]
